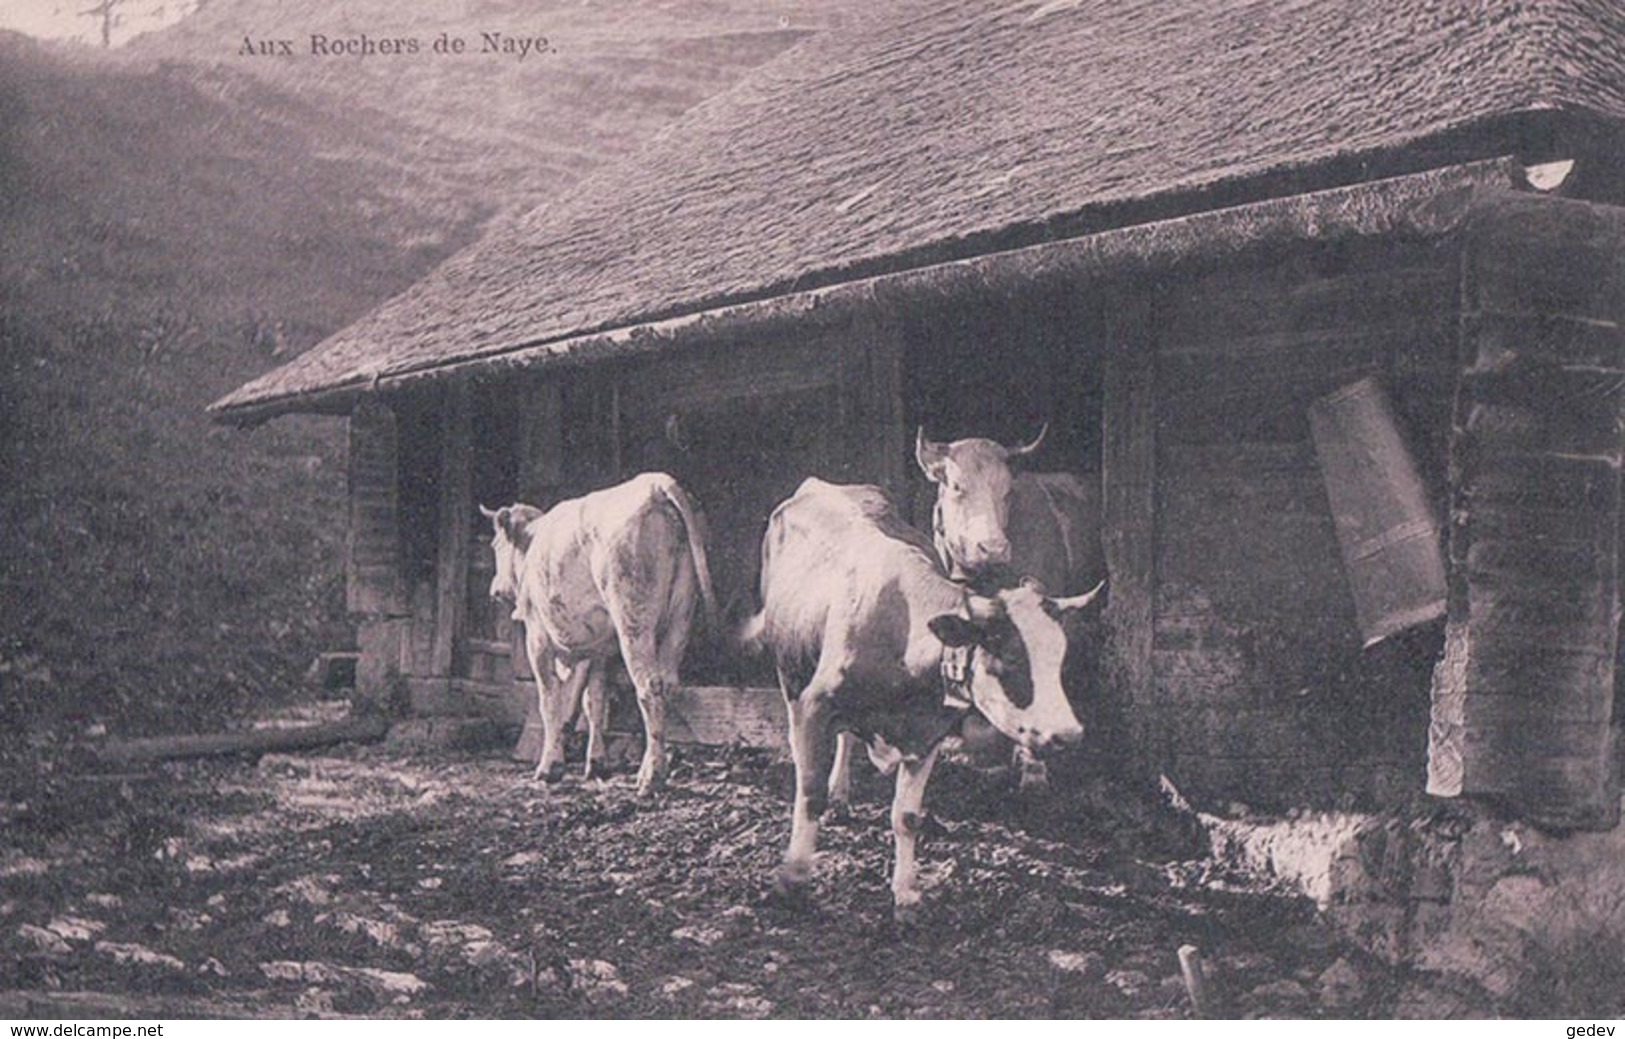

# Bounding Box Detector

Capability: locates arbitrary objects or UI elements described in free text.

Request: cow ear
[1019,575,1049,596]
[915,427,949,484]
[498,507,530,546]
[928,613,981,648]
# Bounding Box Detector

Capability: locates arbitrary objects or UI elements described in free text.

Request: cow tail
[656,477,719,622]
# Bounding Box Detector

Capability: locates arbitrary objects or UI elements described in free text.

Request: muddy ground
[1,723,1415,1020]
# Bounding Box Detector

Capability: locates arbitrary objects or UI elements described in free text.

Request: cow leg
[523,633,564,783]
[826,732,856,820]
[580,661,611,781]
[890,744,941,925]
[626,675,669,797]
[618,641,674,797]
[535,655,590,784]
[1015,745,1049,792]
[778,682,836,896]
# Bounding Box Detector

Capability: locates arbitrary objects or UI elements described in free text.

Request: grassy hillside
[0,3,843,750]
[0,31,479,743]
[123,0,840,211]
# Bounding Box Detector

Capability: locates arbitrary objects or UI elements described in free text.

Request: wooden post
[1101,287,1157,760]
[511,378,564,762]
[432,379,474,681]
[346,397,408,716]
[1431,194,1625,829]
[842,304,907,496]
[518,379,564,503]
[1177,944,1209,1017]
[346,397,404,616]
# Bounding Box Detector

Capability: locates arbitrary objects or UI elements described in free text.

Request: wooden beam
[1100,286,1156,758]
[345,397,404,616]
[517,378,564,502]
[658,686,787,749]
[98,717,389,766]
[842,305,907,497]
[431,380,473,678]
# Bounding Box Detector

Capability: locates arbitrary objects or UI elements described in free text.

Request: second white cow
[482,472,717,797]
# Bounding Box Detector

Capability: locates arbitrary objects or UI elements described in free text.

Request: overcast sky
[0,0,192,47]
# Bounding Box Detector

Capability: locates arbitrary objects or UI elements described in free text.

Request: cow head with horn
[915,424,1047,583]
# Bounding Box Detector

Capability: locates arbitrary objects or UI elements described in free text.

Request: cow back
[758,479,950,685]
[1007,471,1104,597]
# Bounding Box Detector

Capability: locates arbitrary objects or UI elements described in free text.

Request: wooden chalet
[214,0,1625,832]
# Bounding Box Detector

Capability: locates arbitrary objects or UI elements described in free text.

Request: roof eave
[210,155,1524,426]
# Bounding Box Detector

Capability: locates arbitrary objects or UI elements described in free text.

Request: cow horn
[478,503,500,520]
[915,426,948,480]
[1051,579,1106,612]
[1005,422,1048,459]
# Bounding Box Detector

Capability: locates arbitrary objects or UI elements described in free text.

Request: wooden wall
[350,310,907,732]
[1114,239,1460,810]
[345,396,408,715]
[1430,194,1625,829]
[345,196,1624,820]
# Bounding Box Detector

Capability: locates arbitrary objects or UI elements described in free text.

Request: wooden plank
[1465,503,1615,548]
[655,686,787,749]
[1463,398,1624,457]
[1464,459,1617,512]
[406,580,437,677]
[407,675,455,715]
[1461,365,1625,420]
[408,675,518,721]
[616,334,839,415]
[1101,287,1156,743]
[1467,579,1614,628]
[1460,312,1625,371]
[1158,251,1453,351]
[354,617,406,714]
[1460,691,1616,726]
[1444,200,1625,827]
[842,307,907,498]
[1468,195,1625,319]
[432,380,473,678]
[1465,539,1609,581]
[345,397,404,615]
[1464,642,1613,692]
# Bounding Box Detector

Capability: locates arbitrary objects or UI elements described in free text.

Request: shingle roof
[213,0,1625,418]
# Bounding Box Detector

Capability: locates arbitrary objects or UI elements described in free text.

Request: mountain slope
[0,3,843,744]
[123,0,844,211]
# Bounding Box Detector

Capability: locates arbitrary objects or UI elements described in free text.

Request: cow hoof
[1017,770,1050,795]
[892,902,922,929]
[822,800,852,825]
[534,762,566,784]
[634,768,667,798]
[768,871,814,912]
[585,759,613,781]
[773,865,810,896]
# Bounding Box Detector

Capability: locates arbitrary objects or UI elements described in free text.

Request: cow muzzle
[955,536,1012,575]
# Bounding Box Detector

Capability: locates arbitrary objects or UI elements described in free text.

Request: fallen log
[97,716,389,766]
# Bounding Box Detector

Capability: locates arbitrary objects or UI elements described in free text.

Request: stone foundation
[1200,795,1625,1014]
